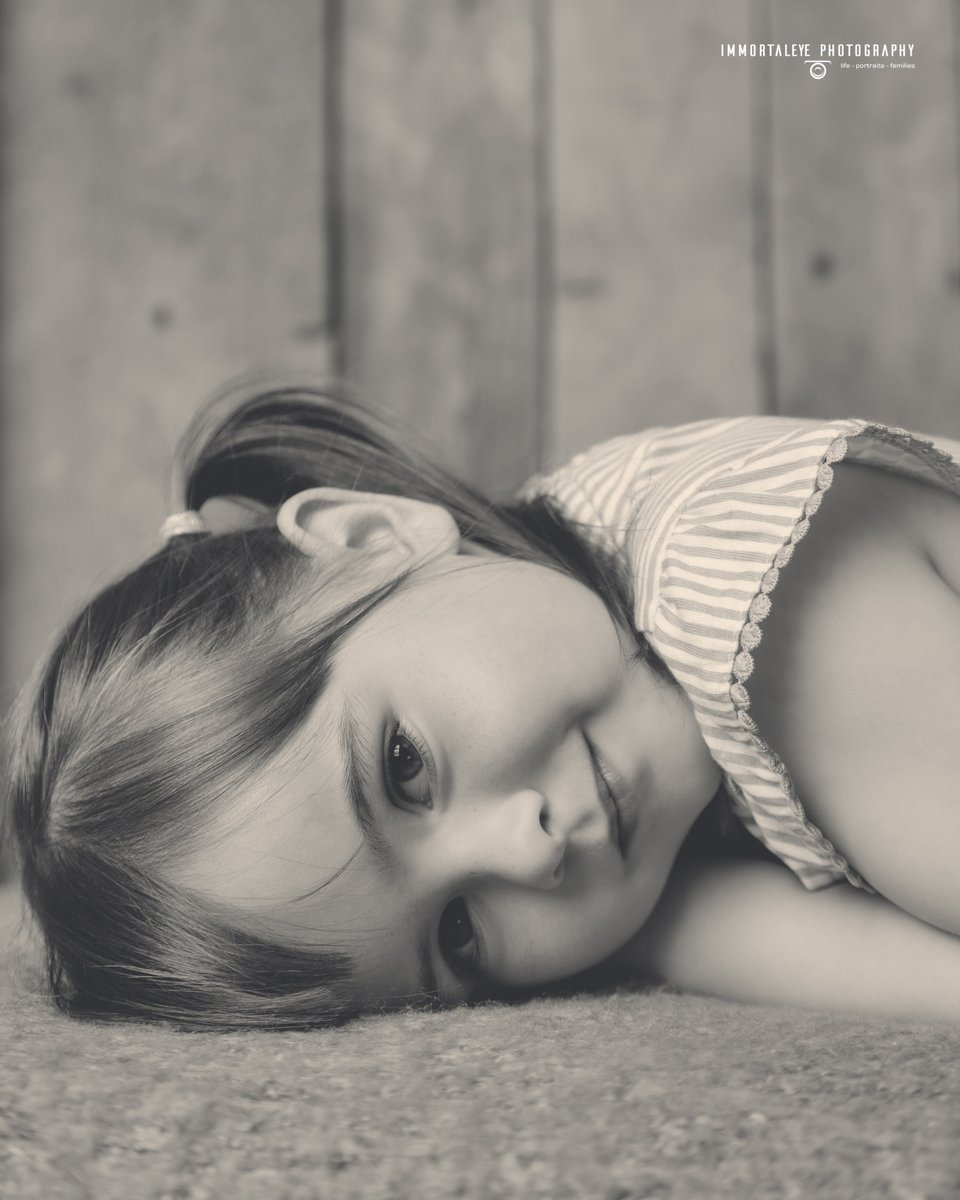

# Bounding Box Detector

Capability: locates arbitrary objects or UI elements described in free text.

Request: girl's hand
[611,859,960,1023]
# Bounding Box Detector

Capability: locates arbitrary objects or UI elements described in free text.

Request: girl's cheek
[491,884,644,986]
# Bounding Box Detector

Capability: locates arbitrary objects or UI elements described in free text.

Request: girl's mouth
[585,738,625,856]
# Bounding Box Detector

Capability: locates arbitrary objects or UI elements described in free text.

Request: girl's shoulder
[520,416,849,564]
[525,415,960,632]
[524,416,960,580]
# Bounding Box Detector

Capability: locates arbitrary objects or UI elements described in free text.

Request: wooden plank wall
[2,0,959,714]
[551,1,760,458]
[0,0,330,708]
[771,0,960,425]
[338,0,547,492]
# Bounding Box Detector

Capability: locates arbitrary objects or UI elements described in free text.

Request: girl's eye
[385,730,433,810]
[438,898,477,968]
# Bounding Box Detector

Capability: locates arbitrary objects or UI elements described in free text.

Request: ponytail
[175,376,637,623]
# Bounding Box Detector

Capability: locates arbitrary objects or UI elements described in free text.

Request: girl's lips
[582,742,625,857]
[592,747,638,858]
[583,734,621,851]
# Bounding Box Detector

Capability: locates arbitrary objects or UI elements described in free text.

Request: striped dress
[524,416,960,891]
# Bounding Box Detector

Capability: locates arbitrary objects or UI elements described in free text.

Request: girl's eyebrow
[338,704,396,873]
[338,704,441,999]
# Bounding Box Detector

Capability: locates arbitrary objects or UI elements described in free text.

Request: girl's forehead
[170,687,364,918]
[169,680,429,1002]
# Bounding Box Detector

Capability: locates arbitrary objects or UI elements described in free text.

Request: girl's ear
[276,487,460,568]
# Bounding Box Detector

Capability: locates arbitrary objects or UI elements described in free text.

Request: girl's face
[176,552,720,1007]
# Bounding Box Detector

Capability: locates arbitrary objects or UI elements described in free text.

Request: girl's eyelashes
[383,723,435,811]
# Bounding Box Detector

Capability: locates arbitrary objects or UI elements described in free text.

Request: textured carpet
[1,879,958,1200]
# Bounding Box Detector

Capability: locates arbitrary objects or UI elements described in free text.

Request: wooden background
[2,0,959,712]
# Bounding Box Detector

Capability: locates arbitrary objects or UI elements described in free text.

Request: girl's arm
[746,461,960,935]
[611,859,960,1023]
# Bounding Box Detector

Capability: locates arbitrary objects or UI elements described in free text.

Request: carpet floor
[1,879,958,1200]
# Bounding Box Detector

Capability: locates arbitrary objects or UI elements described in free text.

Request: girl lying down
[8,380,960,1028]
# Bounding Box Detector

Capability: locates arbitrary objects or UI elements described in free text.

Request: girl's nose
[450,788,566,890]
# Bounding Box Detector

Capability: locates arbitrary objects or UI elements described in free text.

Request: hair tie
[160,511,207,543]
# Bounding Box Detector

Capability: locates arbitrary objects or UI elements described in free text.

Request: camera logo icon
[804,59,831,79]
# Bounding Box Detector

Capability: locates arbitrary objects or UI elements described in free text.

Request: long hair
[7,379,641,1030]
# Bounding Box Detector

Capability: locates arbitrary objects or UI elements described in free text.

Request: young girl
[8,379,960,1029]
